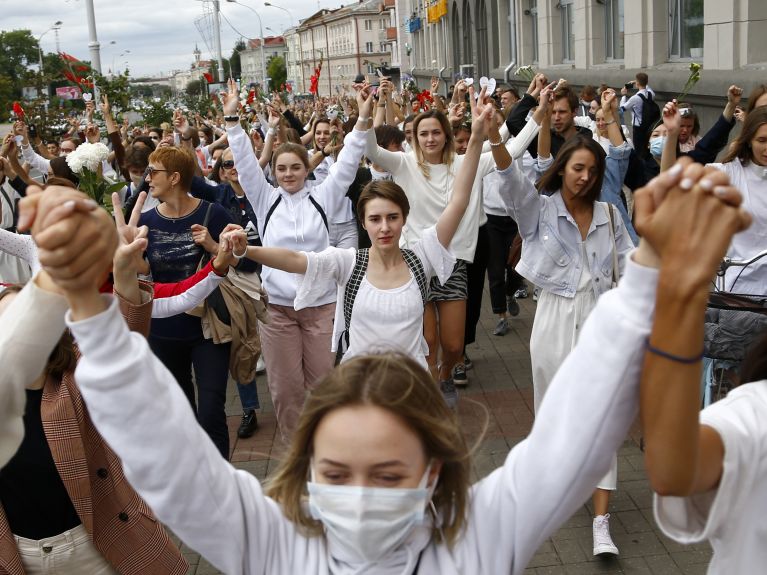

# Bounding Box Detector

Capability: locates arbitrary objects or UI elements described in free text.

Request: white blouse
[295,226,455,365]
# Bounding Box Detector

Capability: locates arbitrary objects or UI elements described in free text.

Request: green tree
[140,99,172,128]
[0,29,39,120]
[266,55,287,92]
[229,39,246,79]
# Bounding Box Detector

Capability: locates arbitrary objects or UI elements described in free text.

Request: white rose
[66,150,84,174]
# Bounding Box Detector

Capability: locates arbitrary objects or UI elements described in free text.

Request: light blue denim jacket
[498,143,636,299]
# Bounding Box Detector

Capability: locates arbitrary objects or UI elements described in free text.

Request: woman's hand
[191,224,218,254]
[213,224,244,273]
[662,100,681,135]
[471,101,495,139]
[633,160,751,295]
[356,84,375,120]
[112,191,149,276]
[532,81,555,125]
[601,88,617,114]
[85,123,100,144]
[221,78,240,117]
[267,107,282,129]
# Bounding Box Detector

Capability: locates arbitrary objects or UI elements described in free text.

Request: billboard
[56,86,83,100]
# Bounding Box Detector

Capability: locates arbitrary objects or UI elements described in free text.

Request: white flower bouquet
[514,65,537,83]
[65,142,125,210]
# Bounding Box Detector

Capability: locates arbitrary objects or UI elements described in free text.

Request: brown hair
[746,84,767,115]
[0,286,76,378]
[721,107,767,164]
[50,156,79,187]
[635,72,649,88]
[374,125,406,150]
[272,142,310,171]
[265,353,471,547]
[537,135,606,205]
[356,180,410,221]
[123,145,152,171]
[148,146,196,189]
[411,110,455,178]
[553,86,579,113]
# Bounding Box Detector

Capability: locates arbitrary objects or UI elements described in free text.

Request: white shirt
[620,87,656,126]
[294,226,455,362]
[364,118,540,262]
[654,381,767,575]
[61,251,659,575]
[708,160,767,294]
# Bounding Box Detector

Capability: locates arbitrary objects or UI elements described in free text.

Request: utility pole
[84,0,102,73]
[213,0,225,81]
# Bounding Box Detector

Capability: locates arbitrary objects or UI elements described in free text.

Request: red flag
[203,72,214,83]
[59,52,93,88]
[246,89,256,104]
[12,102,25,121]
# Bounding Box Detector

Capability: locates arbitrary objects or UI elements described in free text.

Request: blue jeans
[236,380,260,412]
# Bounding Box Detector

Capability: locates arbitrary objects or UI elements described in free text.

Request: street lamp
[37,21,63,74]
[225,0,266,88]
[264,2,295,27]
[112,50,130,77]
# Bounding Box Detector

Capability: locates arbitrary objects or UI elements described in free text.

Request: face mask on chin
[649,136,666,159]
[307,462,436,565]
[130,174,144,188]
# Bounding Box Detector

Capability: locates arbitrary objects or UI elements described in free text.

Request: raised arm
[640,163,751,497]
[221,225,308,274]
[660,100,681,172]
[222,79,277,216]
[436,101,494,248]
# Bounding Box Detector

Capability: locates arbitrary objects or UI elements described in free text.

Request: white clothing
[363,118,540,262]
[295,226,455,363]
[593,130,633,154]
[15,523,118,575]
[62,252,659,575]
[0,183,32,283]
[0,279,69,468]
[227,122,368,307]
[707,160,767,294]
[654,380,767,575]
[20,144,51,176]
[620,87,656,126]
[0,228,40,276]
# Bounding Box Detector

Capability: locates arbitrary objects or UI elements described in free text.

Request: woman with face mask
[224,78,375,441]
[364,86,544,399]
[524,87,636,555]
[19,156,746,575]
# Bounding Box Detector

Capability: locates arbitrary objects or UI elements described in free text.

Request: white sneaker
[592,514,619,556]
[256,356,266,374]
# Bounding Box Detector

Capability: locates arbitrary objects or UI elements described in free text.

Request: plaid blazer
[0,287,188,575]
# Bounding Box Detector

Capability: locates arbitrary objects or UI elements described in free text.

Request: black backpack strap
[0,185,18,231]
[339,248,369,351]
[261,195,283,239]
[637,92,647,103]
[308,195,330,232]
[401,248,428,305]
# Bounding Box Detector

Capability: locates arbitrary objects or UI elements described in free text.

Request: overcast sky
[4,0,330,78]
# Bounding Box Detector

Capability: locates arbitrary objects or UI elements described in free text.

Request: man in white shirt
[620,72,655,128]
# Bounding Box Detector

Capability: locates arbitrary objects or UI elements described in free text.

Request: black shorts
[427,260,468,302]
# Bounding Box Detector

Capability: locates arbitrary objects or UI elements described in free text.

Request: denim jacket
[499,144,636,299]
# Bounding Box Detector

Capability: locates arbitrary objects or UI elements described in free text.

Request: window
[364,19,373,31]
[669,0,703,59]
[560,0,575,62]
[605,0,624,60]
[367,63,376,73]
[529,0,538,64]
[380,42,387,52]
[366,41,374,53]
[379,19,386,29]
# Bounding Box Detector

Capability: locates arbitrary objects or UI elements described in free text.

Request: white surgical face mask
[130,174,144,188]
[307,463,435,565]
[649,136,666,158]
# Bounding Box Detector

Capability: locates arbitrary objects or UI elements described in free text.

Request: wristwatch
[224,115,240,123]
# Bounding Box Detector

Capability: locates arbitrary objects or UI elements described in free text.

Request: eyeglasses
[221,160,235,169]
[146,167,170,177]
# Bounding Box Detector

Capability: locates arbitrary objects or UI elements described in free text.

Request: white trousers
[14,524,118,575]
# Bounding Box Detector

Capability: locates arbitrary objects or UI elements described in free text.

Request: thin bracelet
[603,119,616,125]
[645,339,704,364]
[489,138,503,147]
[232,247,248,260]
[357,116,370,123]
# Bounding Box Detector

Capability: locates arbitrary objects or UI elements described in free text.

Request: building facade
[286,0,397,95]
[240,36,289,89]
[392,0,766,126]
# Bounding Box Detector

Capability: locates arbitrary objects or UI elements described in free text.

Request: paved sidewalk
[180,287,713,575]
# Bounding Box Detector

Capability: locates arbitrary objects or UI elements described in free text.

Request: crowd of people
[0,68,765,574]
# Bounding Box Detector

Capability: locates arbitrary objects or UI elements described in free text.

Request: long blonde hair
[266,353,472,547]
[410,110,456,179]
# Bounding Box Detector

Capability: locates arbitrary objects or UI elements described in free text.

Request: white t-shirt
[294,226,455,365]
[654,380,767,574]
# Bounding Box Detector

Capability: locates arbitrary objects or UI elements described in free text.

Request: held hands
[470,101,495,140]
[532,81,556,125]
[727,85,743,106]
[633,159,752,294]
[601,88,618,114]
[356,84,375,120]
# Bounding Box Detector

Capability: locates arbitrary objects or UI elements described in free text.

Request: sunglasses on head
[221,160,235,169]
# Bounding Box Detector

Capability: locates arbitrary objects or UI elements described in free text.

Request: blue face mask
[649,136,666,158]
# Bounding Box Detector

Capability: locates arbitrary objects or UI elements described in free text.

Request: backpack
[338,248,428,352]
[262,194,328,239]
[637,92,661,131]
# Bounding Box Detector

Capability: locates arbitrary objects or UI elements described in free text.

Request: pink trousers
[259,302,336,440]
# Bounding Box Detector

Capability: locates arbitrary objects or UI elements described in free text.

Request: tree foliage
[266,56,287,92]
[0,29,39,120]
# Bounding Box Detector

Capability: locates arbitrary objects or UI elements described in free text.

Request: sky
[3,0,329,78]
